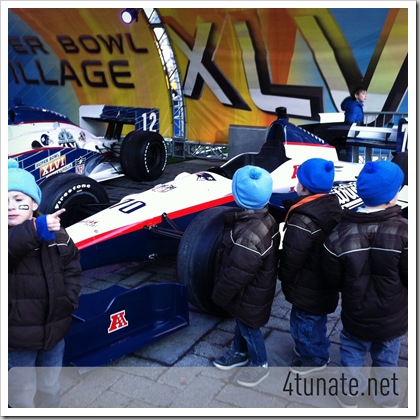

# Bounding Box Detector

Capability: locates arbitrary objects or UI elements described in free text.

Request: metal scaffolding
[142,8,185,141]
[142,8,228,160]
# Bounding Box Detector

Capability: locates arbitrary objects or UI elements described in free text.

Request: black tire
[177,206,239,317]
[120,130,167,181]
[39,173,109,228]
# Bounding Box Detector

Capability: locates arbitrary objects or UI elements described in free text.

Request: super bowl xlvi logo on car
[39,155,68,178]
[108,310,129,333]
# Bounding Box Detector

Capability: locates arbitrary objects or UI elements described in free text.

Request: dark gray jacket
[323,205,408,340]
[278,194,342,314]
[212,208,280,328]
[9,218,81,350]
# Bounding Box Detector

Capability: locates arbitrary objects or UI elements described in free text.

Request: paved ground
[54,158,409,413]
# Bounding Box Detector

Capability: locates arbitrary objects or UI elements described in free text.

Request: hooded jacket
[278,194,342,314]
[212,208,280,328]
[341,96,364,124]
[8,217,81,350]
[322,205,408,341]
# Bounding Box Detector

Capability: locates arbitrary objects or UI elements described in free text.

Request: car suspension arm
[143,213,184,239]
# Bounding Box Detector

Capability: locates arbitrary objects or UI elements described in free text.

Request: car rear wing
[79,105,160,139]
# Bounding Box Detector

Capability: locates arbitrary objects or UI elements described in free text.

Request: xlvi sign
[167,9,408,119]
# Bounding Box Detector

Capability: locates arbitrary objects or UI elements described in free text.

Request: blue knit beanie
[232,165,273,210]
[297,158,335,194]
[356,160,404,206]
[8,159,42,205]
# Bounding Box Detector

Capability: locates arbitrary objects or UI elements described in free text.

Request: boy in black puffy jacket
[278,158,342,375]
[323,160,407,408]
[212,165,280,388]
[8,159,81,408]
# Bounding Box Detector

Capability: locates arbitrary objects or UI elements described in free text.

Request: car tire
[39,173,109,228]
[120,130,167,181]
[177,206,239,317]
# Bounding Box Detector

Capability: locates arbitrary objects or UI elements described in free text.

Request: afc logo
[108,310,129,333]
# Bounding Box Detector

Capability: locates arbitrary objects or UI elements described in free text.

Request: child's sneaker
[236,364,269,387]
[289,356,329,375]
[213,349,249,370]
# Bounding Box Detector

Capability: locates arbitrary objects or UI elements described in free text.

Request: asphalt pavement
[52,158,410,413]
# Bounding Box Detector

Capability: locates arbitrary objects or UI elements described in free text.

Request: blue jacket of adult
[341,96,364,123]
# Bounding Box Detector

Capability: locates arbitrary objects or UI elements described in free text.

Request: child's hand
[46,208,66,231]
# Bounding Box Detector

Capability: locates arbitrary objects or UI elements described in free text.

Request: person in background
[323,160,407,408]
[8,159,81,408]
[278,158,342,375]
[341,86,367,124]
[212,165,280,388]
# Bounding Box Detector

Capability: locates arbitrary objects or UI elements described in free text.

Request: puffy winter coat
[9,218,81,350]
[278,194,342,314]
[341,96,364,123]
[212,208,280,328]
[323,205,408,341]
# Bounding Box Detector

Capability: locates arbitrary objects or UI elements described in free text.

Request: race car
[8,104,168,227]
[62,109,408,366]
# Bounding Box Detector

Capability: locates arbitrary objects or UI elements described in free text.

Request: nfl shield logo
[75,157,85,175]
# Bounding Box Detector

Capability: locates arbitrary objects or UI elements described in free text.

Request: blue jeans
[290,306,330,365]
[232,319,267,367]
[340,329,401,367]
[339,329,401,405]
[8,339,65,408]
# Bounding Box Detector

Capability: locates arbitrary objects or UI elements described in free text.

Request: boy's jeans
[340,329,401,367]
[339,329,401,406]
[290,306,330,365]
[233,319,267,367]
[8,339,65,408]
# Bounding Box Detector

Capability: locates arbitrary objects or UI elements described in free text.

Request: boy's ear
[32,200,39,212]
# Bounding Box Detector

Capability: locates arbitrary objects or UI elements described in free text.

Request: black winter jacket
[323,205,408,341]
[9,218,81,350]
[278,194,342,314]
[212,208,280,328]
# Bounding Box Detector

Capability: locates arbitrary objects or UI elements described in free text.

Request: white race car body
[67,133,365,269]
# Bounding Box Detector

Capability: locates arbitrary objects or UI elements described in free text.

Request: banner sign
[8,7,409,144]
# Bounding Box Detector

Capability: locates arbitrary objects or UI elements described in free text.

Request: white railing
[348,112,408,163]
